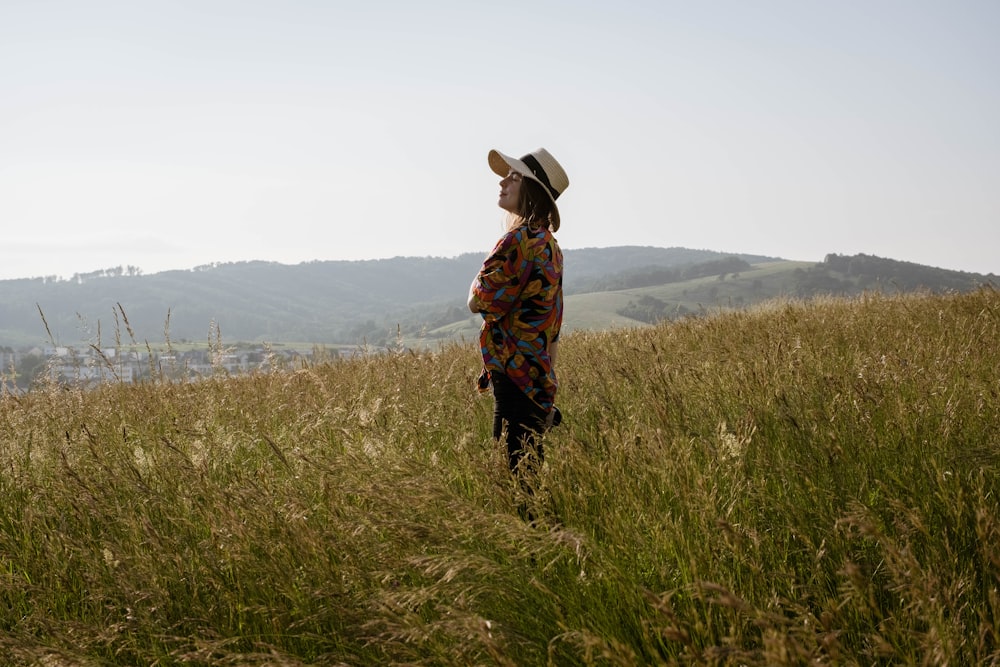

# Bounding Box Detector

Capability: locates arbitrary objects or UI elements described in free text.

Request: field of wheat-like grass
[1,288,998,666]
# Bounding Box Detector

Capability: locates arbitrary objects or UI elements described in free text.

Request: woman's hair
[507,177,561,233]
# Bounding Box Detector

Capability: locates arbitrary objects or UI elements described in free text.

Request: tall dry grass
[0,288,997,665]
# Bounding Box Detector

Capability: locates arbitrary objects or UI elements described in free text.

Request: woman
[467,147,569,476]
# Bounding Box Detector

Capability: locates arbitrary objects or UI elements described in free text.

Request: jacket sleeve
[469,231,529,322]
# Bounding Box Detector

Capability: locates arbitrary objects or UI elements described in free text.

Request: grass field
[1,287,998,665]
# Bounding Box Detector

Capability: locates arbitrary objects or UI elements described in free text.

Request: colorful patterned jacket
[470,223,563,412]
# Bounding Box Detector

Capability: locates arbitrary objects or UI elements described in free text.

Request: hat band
[520,153,560,200]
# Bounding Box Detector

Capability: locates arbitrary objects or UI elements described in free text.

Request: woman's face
[497,169,523,213]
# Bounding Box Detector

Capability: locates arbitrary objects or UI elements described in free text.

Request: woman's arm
[467,277,480,313]
[468,231,527,317]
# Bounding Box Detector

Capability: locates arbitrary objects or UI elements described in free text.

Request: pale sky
[2,0,998,281]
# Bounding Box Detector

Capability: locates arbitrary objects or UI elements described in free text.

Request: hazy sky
[2,1,998,281]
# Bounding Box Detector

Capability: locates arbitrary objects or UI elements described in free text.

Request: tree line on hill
[610,252,994,326]
[795,253,990,295]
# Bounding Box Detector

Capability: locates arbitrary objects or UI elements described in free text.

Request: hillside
[0,247,993,349]
[1,288,997,664]
[408,253,993,349]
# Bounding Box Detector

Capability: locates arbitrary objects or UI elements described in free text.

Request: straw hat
[488,147,569,205]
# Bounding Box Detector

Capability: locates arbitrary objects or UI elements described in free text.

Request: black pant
[491,371,547,474]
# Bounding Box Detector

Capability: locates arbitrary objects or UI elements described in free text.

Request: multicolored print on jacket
[470,223,563,412]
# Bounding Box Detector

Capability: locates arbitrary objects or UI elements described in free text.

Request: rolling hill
[0,247,993,350]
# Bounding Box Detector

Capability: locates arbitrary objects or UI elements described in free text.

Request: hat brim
[488,149,559,207]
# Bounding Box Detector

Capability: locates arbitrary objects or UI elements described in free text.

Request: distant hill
[0,248,993,349]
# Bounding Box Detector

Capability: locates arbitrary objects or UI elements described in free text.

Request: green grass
[1,288,998,665]
[560,260,816,332]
